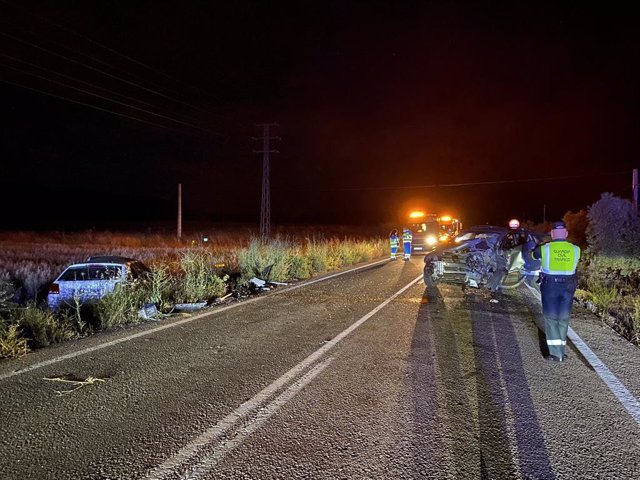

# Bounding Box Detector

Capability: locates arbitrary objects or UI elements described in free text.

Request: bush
[586,277,618,324]
[563,209,588,248]
[306,240,328,273]
[288,253,312,280]
[632,297,640,344]
[587,193,640,256]
[585,255,640,296]
[94,281,150,329]
[0,323,29,359]
[237,239,293,282]
[14,303,75,348]
[176,250,227,303]
[0,278,16,312]
[146,265,175,311]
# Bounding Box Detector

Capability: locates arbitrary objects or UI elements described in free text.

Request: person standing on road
[530,220,581,362]
[389,229,400,260]
[402,227,413,261]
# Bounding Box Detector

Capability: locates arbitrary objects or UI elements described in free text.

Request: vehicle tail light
[49,283,60,294]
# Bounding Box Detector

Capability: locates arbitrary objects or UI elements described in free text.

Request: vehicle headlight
[426,235,438,246]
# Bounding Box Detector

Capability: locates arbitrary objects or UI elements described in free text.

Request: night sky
[1,1,638,230]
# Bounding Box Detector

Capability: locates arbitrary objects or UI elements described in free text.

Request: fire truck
[406,211,462,252]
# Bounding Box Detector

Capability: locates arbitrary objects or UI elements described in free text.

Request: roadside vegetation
[561,193,640,345]
[0,229,386,360]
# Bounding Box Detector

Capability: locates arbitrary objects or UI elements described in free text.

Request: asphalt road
[1,258,639,479]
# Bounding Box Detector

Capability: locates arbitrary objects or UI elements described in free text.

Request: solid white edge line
[0,258,389,381]
[522,281,640,426]
[187,358,334,479]
[145,273,425,480]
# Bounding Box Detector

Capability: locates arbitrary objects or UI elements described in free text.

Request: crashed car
[47,256,150,309]
[423,225,544,292]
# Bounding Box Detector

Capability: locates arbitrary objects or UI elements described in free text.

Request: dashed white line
[0,258,389,381]
[523,281,640,426]
[145,273,424,479]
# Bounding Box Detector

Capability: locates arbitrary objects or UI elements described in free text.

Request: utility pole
[177,183,183,241]
[633,168,638,213]
[253,123,280,239]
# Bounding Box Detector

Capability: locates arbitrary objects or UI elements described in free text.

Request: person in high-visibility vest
[530,220,581,362]
[402,227,413,260]
[389,229,400,260]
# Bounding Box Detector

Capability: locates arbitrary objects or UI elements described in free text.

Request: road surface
[1,258,639,479]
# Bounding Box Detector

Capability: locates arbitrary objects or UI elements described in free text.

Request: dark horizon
[1,1,638,231]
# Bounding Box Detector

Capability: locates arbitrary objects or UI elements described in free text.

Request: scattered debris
[490,299,499,304]
[173,302,208,312]
[43,376,106,396]
[249,277,266,288]
[138,303,159,320]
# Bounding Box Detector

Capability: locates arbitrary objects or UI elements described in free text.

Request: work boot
[545,355,563,362]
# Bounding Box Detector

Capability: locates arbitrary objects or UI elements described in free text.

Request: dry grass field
[0,227,387,359]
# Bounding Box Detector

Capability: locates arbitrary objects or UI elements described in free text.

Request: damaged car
[47,256,151,309]
[423,225,544,292]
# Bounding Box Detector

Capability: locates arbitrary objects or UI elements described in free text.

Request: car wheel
[423,267,437,288]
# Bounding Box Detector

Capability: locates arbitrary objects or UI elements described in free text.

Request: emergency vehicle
[406,211,462,252]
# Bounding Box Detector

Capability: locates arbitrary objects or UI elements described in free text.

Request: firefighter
[389,229,400,260]
[402,227,413,260]
[530,220,581,362]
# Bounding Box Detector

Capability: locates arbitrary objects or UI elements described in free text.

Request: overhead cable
[0,60,219,134]
[337,171,630,191]
[1,77,192,133]
[0,0,225,106]
[0,30,213,115]
[0,52,205,124]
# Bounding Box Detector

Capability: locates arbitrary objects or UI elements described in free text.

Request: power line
[0,0,225,106]
[0,77,189,133]
[0,30,214,116]
[0,60,219,134]
[1,2,250,130]
[337,171,630,191]
[0,52,202,122]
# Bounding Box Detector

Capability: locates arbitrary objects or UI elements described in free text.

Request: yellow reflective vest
[540,241,580,275]
[402,230,413,242]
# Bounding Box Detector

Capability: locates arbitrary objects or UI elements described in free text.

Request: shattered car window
[59,266,90,281]
[455,232,499,243]
[58,265,123,281]
[88,265,122,280]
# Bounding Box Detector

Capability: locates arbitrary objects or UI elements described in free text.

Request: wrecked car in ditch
[423,225,544,292]
[47,256,151,309]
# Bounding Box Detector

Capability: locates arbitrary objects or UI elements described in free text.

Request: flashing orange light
[439,215,452,222]
[508,218,520,229]
[409,211,425,219]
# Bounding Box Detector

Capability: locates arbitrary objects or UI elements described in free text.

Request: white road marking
[145,273,424,479]
[186,358,333,479]
[523,281,640,426]
[0,258,389,381]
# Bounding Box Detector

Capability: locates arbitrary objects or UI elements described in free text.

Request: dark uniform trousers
[540,274,577,358]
